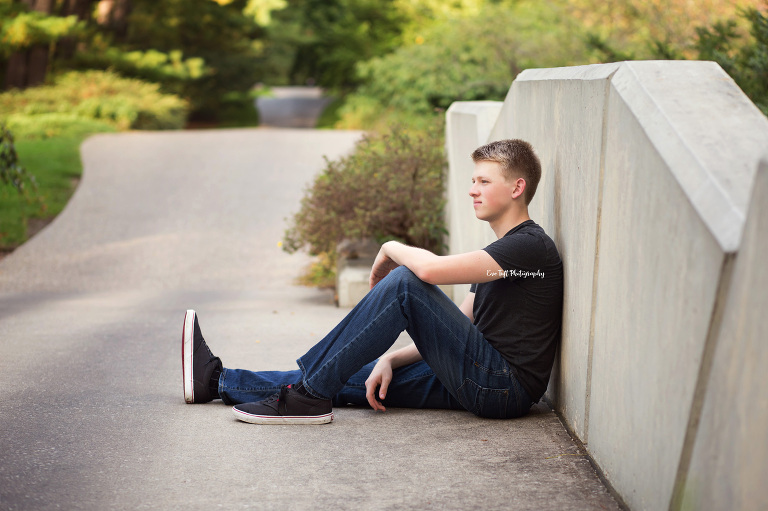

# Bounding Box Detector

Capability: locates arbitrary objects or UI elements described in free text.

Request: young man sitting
[182,139,563,424]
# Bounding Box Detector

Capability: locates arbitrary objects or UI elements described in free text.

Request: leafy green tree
[337,1,590,129]
[107,0,265,119]
[0,3,82,55]
[264,0,405,88]
[637,8,768,116]
[568,0,759,60]
[1,1,84,88]
[695,8,768,115]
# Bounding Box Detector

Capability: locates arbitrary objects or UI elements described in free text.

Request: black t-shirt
[469,220,563,402]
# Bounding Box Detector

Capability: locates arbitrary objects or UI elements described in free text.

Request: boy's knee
[390,265,415,279]
[376,266,434,299]
[388,266,423,287]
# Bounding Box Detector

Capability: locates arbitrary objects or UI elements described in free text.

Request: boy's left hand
[365,357,393,411]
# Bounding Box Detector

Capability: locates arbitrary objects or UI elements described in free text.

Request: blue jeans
[219,267,532,419]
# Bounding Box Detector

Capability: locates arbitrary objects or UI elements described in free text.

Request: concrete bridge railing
[445,61,768,511]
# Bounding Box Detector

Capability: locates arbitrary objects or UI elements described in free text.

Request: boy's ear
[511,177,526,199]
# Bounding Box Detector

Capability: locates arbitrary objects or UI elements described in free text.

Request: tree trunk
[62,0,94,18]
[4,53,28,90]
[96,0,131,38]
[57,0,95,60]
[4,0,56,89]
[26,46,49,87]
[23,0,54,12]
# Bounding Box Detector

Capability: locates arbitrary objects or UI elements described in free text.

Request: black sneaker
[182,309,222,404]
[232,385,334,424]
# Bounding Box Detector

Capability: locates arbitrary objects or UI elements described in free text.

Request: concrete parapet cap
[446,101,504,114]
[515,62,621,82]
[446,101,503,147]
[610,60,768,252]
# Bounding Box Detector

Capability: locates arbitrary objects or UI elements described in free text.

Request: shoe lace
[261,386,289,407]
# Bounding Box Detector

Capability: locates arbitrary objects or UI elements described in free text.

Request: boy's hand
[365,357,393,411]
[369,243,400,289]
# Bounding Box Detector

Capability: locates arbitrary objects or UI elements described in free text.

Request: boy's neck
[489,209,531,239]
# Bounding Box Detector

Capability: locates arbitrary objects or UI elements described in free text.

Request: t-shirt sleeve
[469,283,477,293]
[483,232,546,273]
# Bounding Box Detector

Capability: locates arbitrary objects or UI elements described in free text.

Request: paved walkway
[256,86,333,128]
[0,99,621,510]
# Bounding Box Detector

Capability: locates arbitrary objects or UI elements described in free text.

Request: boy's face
[469,160,520,222]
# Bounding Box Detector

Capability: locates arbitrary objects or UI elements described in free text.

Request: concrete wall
[445,61,768,511]
[445,101,502,302]
[678,160,768,511]
[504,63,621,442]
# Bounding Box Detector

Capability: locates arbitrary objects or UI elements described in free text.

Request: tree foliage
[567,0,761,59]
[695,8,768,115]
[0,4,83,56]
[263,0,405,89]
[74,46,207,83]
[1,0,266,121]
[86,0,263,118]
[336,1,590,129]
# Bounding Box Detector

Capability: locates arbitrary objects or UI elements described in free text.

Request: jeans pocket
[465,355,511,377]
[456,379,511,419]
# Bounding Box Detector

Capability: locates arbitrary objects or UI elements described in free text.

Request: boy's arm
[364,291,476,411]
[369,241,503,288]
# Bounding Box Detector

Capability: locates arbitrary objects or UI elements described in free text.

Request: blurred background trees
[1,0,765,130]
[1,0,766,254]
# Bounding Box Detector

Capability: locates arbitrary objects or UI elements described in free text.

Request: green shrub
[294,251,338,289]
[0,70,188,131]
[215,91,261,128]
[5,113,115,140]
[0,123,34,193]
[283,122,447,285]
[0,123,46,248]
[70,45,209,109]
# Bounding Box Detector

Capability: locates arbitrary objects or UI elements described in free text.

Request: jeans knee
[388,265,424,287]
[388,266,436,296]
[376,265,418,291]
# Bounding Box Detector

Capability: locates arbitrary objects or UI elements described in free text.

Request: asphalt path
[256,87,333,128]
[0,94,620,510]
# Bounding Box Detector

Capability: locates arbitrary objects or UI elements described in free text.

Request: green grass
[0,134,99,248]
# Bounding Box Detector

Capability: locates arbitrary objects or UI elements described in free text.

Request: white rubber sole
[182,309,195,403]
[232,407,334,425]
